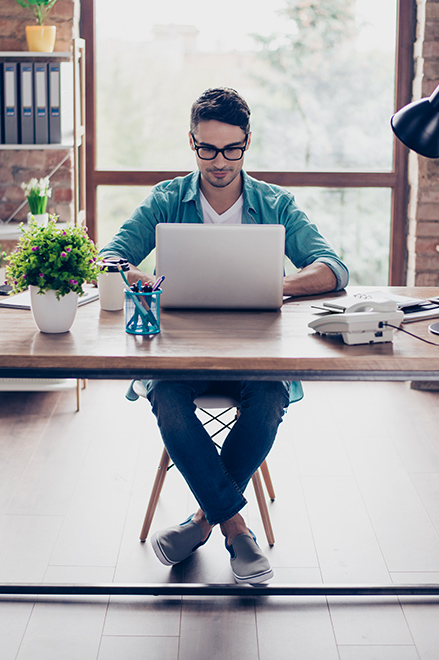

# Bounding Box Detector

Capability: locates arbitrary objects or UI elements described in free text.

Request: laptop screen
[155,224,285,310]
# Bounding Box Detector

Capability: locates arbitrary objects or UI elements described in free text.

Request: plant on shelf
[3,216,101,299]
[13,0,59,26]
[21,176,52,216]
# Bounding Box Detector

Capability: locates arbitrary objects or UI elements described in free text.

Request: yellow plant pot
[25,25,56,53]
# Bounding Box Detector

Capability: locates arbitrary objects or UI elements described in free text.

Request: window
[82,0,413,284]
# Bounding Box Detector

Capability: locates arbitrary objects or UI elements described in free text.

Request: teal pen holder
[125,289,161,335]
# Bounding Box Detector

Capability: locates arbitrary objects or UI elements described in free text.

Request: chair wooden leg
[251,469,275,546]
[140,447,171,542]
[260,460,276,501]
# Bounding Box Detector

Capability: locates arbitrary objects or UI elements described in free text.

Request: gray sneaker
[225,532,274,584]
[151,515,211,566]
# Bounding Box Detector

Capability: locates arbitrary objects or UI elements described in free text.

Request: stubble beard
[204,168,241,189]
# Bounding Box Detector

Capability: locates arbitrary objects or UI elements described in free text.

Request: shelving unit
[0,40,87,406]
[0,38,86,227]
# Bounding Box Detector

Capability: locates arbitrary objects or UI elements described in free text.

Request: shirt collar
[241,171,257,215]
[182,171,201,203]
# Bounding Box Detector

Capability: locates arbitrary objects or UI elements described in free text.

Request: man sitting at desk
[101,87,349,584]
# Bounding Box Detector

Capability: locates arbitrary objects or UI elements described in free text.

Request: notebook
[155,224,285,309]
[0,285,99,310]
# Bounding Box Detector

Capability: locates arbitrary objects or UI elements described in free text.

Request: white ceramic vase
[30,286,78,333]
[27,212,49,227]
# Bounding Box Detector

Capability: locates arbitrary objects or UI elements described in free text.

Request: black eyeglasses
[191,134,249,161]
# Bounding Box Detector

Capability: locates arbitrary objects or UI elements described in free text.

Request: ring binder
[19,62,34,144]
[48,62,61,143]
[2,62,18,144]
[34,62,49,144]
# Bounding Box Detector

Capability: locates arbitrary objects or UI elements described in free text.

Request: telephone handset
[308,297,404,345]
[320,296,399,314]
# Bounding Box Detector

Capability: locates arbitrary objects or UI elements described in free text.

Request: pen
[152,275,165,291]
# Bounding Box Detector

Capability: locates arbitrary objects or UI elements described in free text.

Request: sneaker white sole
[232,567,274,585]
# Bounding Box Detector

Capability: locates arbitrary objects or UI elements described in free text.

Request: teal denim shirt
[101,171,349,404]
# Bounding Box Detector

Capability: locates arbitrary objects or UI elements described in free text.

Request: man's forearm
[283,262,338,298]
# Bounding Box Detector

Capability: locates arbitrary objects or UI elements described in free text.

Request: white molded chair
[132,380,276,546]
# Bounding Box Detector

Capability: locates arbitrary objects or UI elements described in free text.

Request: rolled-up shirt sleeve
[281,199,349,291]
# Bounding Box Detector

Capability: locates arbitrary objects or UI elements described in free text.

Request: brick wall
[0,0,79,246]
[407,0,439,285]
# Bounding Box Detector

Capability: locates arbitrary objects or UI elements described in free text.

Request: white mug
[98,259,130,311]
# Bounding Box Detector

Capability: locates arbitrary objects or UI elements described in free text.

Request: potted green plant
[3,216,101,333]
[21,176,52,226]
[13,0,59,52]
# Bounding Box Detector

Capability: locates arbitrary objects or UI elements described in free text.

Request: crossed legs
[147,379,289,525]
[146,379,290,581]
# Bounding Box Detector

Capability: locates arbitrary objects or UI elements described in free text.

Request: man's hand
[283,262,337,298]
[126,263,156,288]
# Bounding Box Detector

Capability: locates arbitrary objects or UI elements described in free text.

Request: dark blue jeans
[147,380,290,525]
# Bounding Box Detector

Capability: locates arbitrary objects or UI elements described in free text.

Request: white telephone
[308,297,404,345]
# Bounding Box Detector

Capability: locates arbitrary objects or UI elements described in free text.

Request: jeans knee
[147,381,198,425]
[148,380,188,402]
[240,381,289,419]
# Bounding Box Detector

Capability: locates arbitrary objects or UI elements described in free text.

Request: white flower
[21,177,52,198]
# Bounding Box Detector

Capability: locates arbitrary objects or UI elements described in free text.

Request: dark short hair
[190,87,251,134]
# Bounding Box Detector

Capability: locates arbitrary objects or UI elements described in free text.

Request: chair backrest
[194,395,238,410]
[132,380,148,398]
[131,380,238,411]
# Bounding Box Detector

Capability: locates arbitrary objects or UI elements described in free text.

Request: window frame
[81,0,415,285]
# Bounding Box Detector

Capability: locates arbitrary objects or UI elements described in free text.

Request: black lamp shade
[391,84,439,158]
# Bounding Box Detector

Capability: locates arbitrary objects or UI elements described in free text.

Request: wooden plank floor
[1,380,439,659]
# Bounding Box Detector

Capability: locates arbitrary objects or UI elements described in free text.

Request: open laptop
[155,224,285,310]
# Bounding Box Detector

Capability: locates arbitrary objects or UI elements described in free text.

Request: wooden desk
[1,286,439,382]
[2,286,439,598]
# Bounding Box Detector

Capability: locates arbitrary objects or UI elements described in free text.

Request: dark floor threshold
[1,583,439,598]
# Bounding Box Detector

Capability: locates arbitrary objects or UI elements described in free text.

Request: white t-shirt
[200,191,243,224]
